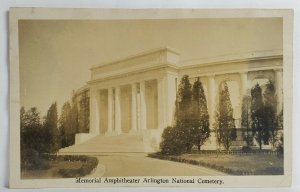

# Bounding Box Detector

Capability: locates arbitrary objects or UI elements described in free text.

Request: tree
[69,93,79,144]
[214,82,236,151]
[160,75,193,155]
[175,75,193,123]
[78,90,90,133]
[20,107,44,152]
[241,95,253,147]
[190,78,210,151]
[20,107,47,170]
[276,109,283,130]
[251,84,264,150]
[275,109,283,153]
[263,80,277,147]
[20,106,26,131]
[44,102,60,153]
[59,102,72,147]
[174,75,194,152]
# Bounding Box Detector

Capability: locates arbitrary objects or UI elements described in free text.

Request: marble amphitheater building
[60,47,283,153]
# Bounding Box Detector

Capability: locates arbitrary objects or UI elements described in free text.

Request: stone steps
[58,133,149,154]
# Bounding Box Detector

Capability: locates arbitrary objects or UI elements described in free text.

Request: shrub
[160,126,186,155]
[241,146,252,153]
[274,133,284,154]
[58,156,98,178]
[21,148,50,170]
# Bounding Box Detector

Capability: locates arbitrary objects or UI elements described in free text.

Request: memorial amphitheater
[59,47,283,154]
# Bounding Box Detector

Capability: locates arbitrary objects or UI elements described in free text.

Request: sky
[18,18,283,116]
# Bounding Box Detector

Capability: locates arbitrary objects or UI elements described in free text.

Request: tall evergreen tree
[241,95,253,147]
[20,107,44,153]
[276,109,283,130]
[214,82,236,151]
[69,93,79,144]
[78,90,90,133]
[59,102,72,147]
[275,109,283,153]
[174,75,194,152]
[251,84,264,149]
[191,78,210,151]
[175,75,193,123]
[20,107,47,170]
[44,102,60,153]
[20,106,26,131]
[160,75,193,154]
[263,80,277,147]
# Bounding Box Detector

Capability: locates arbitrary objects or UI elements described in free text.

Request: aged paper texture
[9,8,293,188]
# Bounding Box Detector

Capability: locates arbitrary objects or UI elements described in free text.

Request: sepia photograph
[9,8,293,188]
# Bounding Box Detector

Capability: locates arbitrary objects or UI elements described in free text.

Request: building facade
[72,47,283,152]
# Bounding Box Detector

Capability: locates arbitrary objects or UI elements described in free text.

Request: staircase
[58,132,152,154]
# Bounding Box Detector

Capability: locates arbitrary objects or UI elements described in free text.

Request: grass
[21,160,82,179]
[21,155,98,179]
[149,152,283,175]
[181,153,283,175]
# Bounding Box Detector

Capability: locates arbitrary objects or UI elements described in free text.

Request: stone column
[165,74,177,127]
[237,72,248,128]
[114,86,122,134]
[90,90,100,134]
[206,75,217,150]
[275,69,283,114]
[107,87,113,134]
[240,72,248,97]
[208,75,216,129]
[131,83,137,131]
[140,81,147,130]
[157,78,165,129]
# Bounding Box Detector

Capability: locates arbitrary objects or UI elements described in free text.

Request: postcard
[9,8,293,188]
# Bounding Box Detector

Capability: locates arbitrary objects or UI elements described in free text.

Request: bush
[274,133,284,154]
[255,167,283,175]
[160,126,186,155]
[58,169,80,178]
[241,146,252,153]
[21,148,50,170]
[58,156,98,178]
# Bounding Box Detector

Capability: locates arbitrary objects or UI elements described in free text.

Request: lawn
[21,155,98,179]
[21,160,82,179]
[149,152,283,175]
[179,153,283,175]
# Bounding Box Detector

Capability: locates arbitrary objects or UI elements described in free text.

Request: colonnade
[89,69,283,136]
[89,74,177,135]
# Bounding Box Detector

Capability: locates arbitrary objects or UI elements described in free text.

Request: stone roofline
[90,47,282,71]
[180,49,283,69]
[87,47,282,84]
[90,47,180,70]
